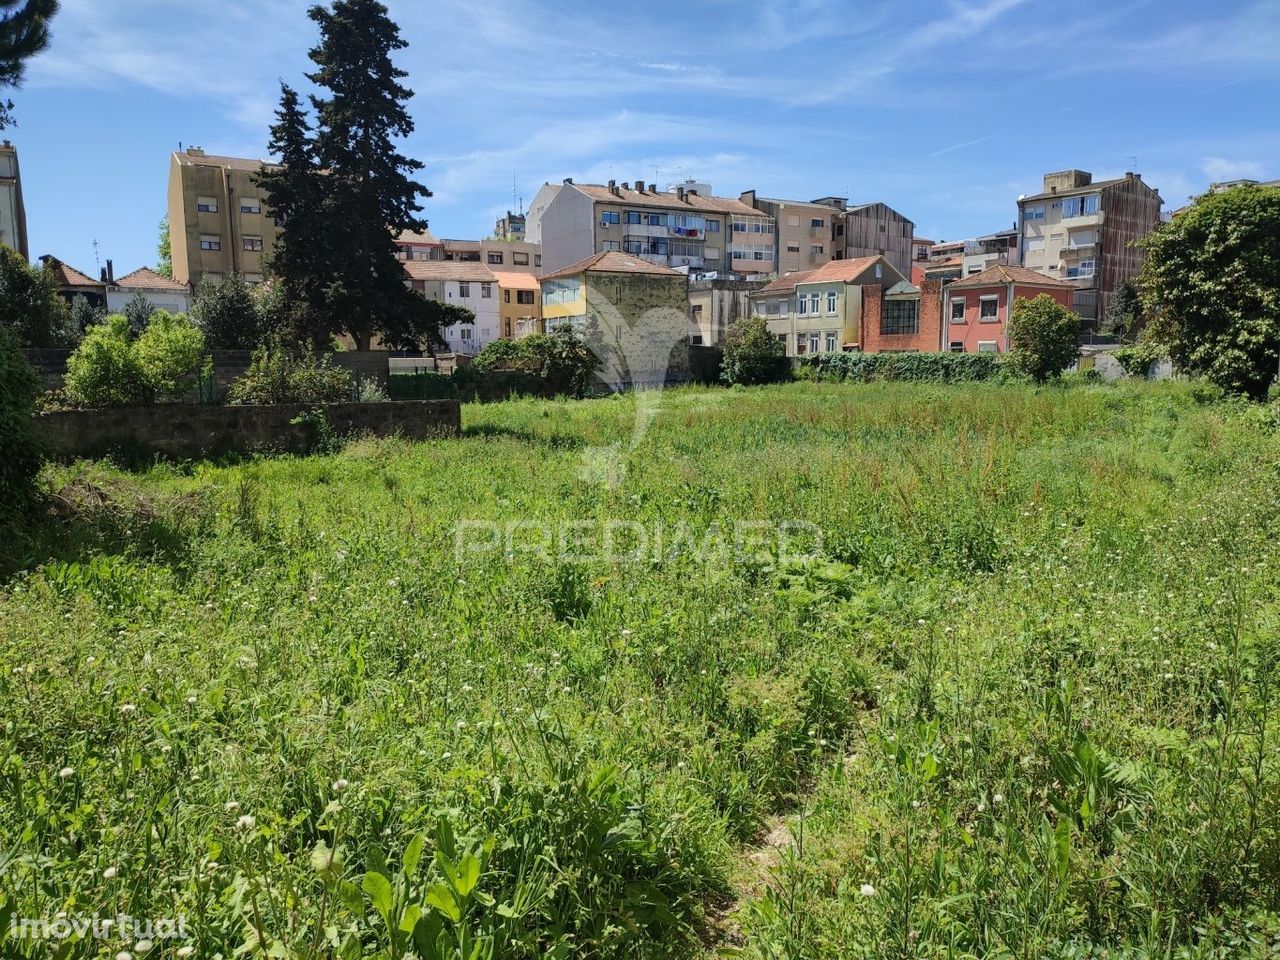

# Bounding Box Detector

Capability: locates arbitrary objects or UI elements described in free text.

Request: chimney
[635,178,645,193]
[106,259,114,284]
[677,187,686,201]
[563,177,573,185]
[100,267,107,282]
[649,183,657,193]
[187,146,204,156]
[687,189,698,197]
[621,182,630,191]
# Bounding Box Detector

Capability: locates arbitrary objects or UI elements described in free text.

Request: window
[881,299,919,335]
[706,220,720,233]
[810,218,824,228]
[967,264,982,275]
[542,278,579,306]
[240,198,261,214]
[534,255,541,267]
[602,240,621,251]
[458,282,471,298]
[825,331,838,352]
[199,234,221,251]
[517,290,535,305]
[786,243,800,253]
[977,340,998,353]
[488,251,504,264]
[979,296,999,321]
[810,245,823,255]
[949,341,965,352]
[1061,194,1099,218]
[795,333,807,354]
[242,236,263,252]
[1066,259,1095,279]
[1024,205,1045,221]
[1025,237,1045,253]
[197,196,218,213]
[601,211,621,225]
[809,293,820,315]
[809,333,820,354]
[827,291,837,314]
[504,290,511,303]
[513,252,529,265]
[797,294,808,315]
[950,298,966,322]
[459,327,473,341]
[625,212,642,224]
[481,283,492,298]
[647,213,666,226]
[875,263,883,279]
[732,221,747,233]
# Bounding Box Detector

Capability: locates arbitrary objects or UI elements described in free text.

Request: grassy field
[2,380,1280,959]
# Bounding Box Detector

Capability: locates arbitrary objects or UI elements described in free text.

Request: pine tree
[255,83,331,347]
[0,0,58,129]
[305,0,430,350]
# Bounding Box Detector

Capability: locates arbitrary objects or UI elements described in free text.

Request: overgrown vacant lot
[3,382,1280,959]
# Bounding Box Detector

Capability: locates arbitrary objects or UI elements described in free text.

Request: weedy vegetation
[2,380,1279,959]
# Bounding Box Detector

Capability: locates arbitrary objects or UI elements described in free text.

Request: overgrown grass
[2,380,1278,958]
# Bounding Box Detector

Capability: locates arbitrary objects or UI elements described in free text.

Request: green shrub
[357,379,389,402]
[228,344,353,405]
[193,273,266,349]
[798,350,1002,383]
[1007,294,1081,382]
[722,315,790,386]
[1112,340,1164,378]
[387,371,456,400]
[134,311,207,401]
[0,326,42,513]
[63,315,149,408]
[472,337,531,373]
[0,245,76,347]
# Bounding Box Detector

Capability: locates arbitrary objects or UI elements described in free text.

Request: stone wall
[586,272,691,387]
[37,400,460,461]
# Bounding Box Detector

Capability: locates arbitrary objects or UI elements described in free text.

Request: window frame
[950,298,966,323]
[978,295,1000,322]
[199,235,221,251]
[880,298,920,336]
[197,196,219,214]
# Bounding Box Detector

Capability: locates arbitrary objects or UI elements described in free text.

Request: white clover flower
[387,578,399,588]
[103,866,118,879]
[58,766,75,779]
[118,704,137,716]
[176,948,195,958]
[911,799,921,809]
[976,801,986,812]
[992,793,1004,804]
[236,814,256,831]
[621,629,633,637]
[860,883,876,897]
[115,952,133,960]
[331,778,350,794]
[224,801,241,813]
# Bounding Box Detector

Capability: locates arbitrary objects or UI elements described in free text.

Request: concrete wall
[37,400,460,461]
[540,184,596,274]
[585,271,690,387]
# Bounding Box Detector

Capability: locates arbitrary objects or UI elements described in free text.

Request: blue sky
[13,0,1280,275]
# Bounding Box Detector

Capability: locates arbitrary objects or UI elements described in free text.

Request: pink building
[942,264,1074,354]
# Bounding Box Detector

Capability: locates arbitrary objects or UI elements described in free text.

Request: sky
[12,0,1280,275]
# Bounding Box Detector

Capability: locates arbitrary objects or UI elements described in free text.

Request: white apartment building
[403,261,501,354]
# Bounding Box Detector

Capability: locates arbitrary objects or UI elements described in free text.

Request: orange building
[942,264,1074,354]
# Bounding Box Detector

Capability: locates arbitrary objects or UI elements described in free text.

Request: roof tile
[540,250,686,281]
[947,263,1075,290]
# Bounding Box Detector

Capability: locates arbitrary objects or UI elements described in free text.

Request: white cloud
[1200,157,1266,183]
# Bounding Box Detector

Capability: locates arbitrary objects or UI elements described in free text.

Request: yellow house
[491,270,542,339]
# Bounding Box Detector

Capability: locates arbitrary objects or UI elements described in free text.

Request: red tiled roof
[489,270,540,290]
[540,250,685,281]
[801,255,890,284]
[757,270,815,295]
[948,263,1075,290]
[397,228,441,246]
[403,260,496,283]
[569,183,764,218]
[39,255,101,288]
[115,267,189,292]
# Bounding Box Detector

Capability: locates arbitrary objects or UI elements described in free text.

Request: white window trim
[979,295,1000,323]
[826,291,838,315]
[949,297,966,323]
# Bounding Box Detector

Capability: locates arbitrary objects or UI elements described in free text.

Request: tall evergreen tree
[255,83,331,347]
[305,0,430,350]
[0,0,58,128]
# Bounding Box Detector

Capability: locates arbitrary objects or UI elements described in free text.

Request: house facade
[38,255,107,309]
[687,277,767,346]
[0,140,28,259]
[540,250,689,387]
[403,260,501,355]
[491,270,541,340]
[106,267,193,315]
[961,227,1018,277]
[538,179,772,277]
[1017,169,1162,326]
[942,263,1074,354]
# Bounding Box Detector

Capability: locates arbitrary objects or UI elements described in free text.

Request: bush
[0,326,42,514]
[193,273,266,349]
[798,350,1002,383]
[387,371,457,400]
[0,246,76,347]
[63,315,149,408]
[228,344,353,405]
[123,290,156,334]
[464,325,600,398]
[357,379,389,402]
[1006,294,1080,383]
[134,311,207,401]
[722,315,790,386]
[1112,340,1164,378]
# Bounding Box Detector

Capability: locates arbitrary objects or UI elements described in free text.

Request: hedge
[798,351,1003,383]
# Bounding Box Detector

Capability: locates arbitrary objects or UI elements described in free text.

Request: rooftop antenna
[512,173,517,213]
[1125,155,1138,170]
[92,239,101,273]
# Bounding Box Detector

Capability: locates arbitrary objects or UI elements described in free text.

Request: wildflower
[236,814,256,831]
[224,801,241,813]
[621,628,633,637]
[911,800,921,809]
[860,883,876,897]
[676,761,686,769]
[58,766,75,779]
[976,801,986,812]
[103,866,118,879]
[119,704,137,716]
[115,952,133,960]
[186,696,197,705]
[135,940,153,954]
[331,778,350,794]
[387,578,399,588]
[992,793,1004,804]
[176,948,195,958]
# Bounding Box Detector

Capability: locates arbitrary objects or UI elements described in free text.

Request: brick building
[942,263,1074,354]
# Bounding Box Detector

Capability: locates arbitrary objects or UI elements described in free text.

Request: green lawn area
[3,380,1280,959]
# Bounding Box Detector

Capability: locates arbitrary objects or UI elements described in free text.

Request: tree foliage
[1139,185,1280,398]
[123,289,155,333]
[0,0,57,129]
[721,315,789,386]
[227,342,353,405]
[380,292,472,353]
[468,323,601,397]
[156,215,172,279]
[0,324,41,515]
[1100,280,1144,342]
[68,293,104,336]
[0,245,73,347]
[134,310,207,401]
[63,312,207,407]
[192,273,265,349]
[1006,294,1080,383]
[258,0,431,351]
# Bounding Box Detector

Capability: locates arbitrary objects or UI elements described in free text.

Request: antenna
[512,173,517,212]
[92,239,101,273]
[1125,155,1138,170]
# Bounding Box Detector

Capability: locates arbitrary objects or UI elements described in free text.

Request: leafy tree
[1006,294,1080,383]
[227,342,352,405]
[1140,184,1280,398]
[0,244,72,346]
[0,323,41,515]
[156,215,172,279]
[123,289,155,333]
[1100,280,1144,342]
[134,310,207,401]
[0,0,58,129]
[192,273,265,349]
[303,0,431,350]
[721,315,788,386]
[380,292,472,353]
[68,293,103,335]
[63,315,148,407]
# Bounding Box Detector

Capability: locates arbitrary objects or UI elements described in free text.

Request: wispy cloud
[1200,157,1266,182]
[930,133,999,158]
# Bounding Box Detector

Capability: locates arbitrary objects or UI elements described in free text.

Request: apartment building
[395,228,444,262]
[167,149,280,286]
[961,227,1018,277]
[1018,169,1162,326]
[943,263,1074,355]
[0,140,28,258]
[106,266,193,315]
[540,250,690,387]
[491,270,541,340]
[688,277,768,346]
[494,210,526,241]
[538,178,773,277]
[403,260,500,355]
